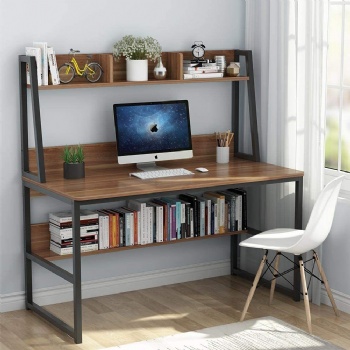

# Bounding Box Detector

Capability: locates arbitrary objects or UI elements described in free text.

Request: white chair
[239,176,344,333]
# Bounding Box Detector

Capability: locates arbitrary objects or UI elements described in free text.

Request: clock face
[192,46,205,58]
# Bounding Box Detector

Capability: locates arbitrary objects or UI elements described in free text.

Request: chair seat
[239,228,304,252]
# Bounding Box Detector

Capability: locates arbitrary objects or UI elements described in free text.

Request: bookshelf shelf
[34,76,250,90]
[19,49,304,344]
[32,222,246,261]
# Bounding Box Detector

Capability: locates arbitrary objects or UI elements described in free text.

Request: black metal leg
[72,201,82,343]
[23,185,33,308]
[293,177,303,301]
[231,235,239,275]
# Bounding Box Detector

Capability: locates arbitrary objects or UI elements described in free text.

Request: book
[33,42,48,85]
[148,202,164,243]
[50,242,98,255]
[183,72,224,79]
[158,198,176,240]
[151,198,169,242]
[203,192,226,233]
[160,197,181,240]
[183,66,220,73]
[96,210,110,249]
[49,209,99,225]
[197,196,211,235]
[122,207,139,245]
[49,223,99,238]
[232,188,247,230]
[179,199,191,238]
[128,199,148,245]
[115,207,134,246]
[101,209,120,248]
[50,233,98,246]
[218,191,237,231]
[178,194,200,237]
[47,46,60,85]
[25,47,42,86]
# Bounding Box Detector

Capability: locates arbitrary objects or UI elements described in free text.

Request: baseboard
[0,259,230,313]
[321,286,350,314]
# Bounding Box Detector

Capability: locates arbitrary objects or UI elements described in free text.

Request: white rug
[109,316,343,350]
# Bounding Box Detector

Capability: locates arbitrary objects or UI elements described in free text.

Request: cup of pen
[216,131,234,164]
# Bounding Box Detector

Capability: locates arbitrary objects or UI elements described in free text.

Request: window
[325,0,350,192]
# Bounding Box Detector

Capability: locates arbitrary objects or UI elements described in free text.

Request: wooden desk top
[24,155,304,202]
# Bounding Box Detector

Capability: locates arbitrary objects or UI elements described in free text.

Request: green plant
[62,145,85,164]
[112,35,162,61]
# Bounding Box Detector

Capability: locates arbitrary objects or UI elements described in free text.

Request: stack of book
[183,60,223,80]
[25,41,60,86]
[49,210,99,255]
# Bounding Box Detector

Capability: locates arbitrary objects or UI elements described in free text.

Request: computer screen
[113,100,193,169]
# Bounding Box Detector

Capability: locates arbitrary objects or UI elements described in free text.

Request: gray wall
[0,0,245,300]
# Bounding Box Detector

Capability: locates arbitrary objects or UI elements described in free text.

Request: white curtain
[245,0,329,303]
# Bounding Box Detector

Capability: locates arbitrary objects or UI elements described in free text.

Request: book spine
[119,214,125,247]
[199,200,205,236]
[206,199,211,235]
[50,243,98,255]
[50,236,98,247]
[49,223,98,237]
[25,47,42,86]
[33,42,48,85]
[49,212,99,224]
[47,47,60,85]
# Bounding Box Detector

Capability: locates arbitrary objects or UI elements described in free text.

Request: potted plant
[112,35,162,81]
[62,144,85,179]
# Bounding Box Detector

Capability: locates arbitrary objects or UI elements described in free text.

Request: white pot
[126,59,148,81]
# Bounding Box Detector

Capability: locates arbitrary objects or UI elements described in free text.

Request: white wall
[322,198,350,312]
[0,0,246,309]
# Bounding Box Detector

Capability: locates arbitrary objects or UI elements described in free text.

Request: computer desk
[23,137,304,343]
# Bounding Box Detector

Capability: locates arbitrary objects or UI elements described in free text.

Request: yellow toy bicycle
[58,49,103,83]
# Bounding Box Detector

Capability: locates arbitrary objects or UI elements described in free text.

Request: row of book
[183,59,223,80]
[25,41,60,86]
[49,188,247,255]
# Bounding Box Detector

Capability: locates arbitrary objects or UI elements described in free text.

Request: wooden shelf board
[32,230,245,261]
[33,76,249,90]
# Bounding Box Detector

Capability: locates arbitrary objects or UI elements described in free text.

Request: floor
[1,275,350,349]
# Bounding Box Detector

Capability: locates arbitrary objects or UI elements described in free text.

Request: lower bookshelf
[32,222,246,261]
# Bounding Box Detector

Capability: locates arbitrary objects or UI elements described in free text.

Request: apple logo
[150,124,158,132]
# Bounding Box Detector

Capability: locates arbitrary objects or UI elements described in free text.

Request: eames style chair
[239,176,343,333]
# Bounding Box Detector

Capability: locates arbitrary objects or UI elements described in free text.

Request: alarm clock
[191,41,206,59]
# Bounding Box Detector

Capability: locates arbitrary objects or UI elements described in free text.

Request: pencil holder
[216,146,230,164]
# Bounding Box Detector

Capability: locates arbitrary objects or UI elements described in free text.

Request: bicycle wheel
[85,63,103,83]
[58,63,75,83]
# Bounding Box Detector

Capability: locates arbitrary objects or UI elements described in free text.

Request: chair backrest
[287,176,343,255]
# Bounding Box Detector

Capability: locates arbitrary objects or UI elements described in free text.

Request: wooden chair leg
[240,251,268,322]
[313,251,340,317]
[299,257,312,333]
[269,252,281,305]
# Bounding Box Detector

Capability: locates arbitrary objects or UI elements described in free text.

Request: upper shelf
[31,49,249,90]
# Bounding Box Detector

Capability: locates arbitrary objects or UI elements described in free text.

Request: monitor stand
[136,162,167,172]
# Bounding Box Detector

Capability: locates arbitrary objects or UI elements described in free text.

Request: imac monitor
[113,100,193,170]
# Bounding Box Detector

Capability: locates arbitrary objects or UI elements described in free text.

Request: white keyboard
[130,168,194,179]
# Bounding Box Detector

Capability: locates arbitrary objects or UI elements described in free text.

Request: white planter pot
[126,59,148,81]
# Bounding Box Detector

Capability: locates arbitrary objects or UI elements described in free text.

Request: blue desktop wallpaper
[114,102,192,156]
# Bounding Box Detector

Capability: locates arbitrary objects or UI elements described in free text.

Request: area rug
[110,316,343,350]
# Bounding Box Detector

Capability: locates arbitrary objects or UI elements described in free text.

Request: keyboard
[129,168,194,179]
